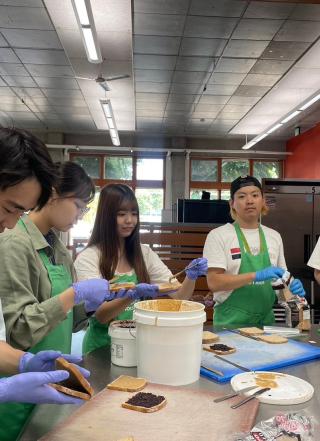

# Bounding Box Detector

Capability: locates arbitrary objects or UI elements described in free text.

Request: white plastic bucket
[108,320,137,367]
[134,299,206,386]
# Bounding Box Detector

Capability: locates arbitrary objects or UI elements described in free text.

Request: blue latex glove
[73,279,110,312]
[19,351,90,378]
[0,370,84,404]
[185,257,208,280]
[116,284,159,300]
[255,266,285,282]
[289,279,306,297]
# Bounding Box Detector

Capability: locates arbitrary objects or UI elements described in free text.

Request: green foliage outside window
[253,161,280,182]
[191,160,218,181]
[135,188,163,221]
[73,156,100,178]
[222,160,249,182]
[105,157,132,180]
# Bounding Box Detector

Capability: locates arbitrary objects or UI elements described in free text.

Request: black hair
[0,127,57,208]
[55,161,95,204]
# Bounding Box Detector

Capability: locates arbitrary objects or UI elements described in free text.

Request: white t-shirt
[74,243,173,284]
[0,300,6,341]
[307,237,320,270]
[203,223,287,304]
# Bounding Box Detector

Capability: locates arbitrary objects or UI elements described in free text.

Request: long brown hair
[88,184,150,283]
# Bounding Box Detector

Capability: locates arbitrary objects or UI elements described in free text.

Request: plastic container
[134,299,206,386]
[108,320,137,367]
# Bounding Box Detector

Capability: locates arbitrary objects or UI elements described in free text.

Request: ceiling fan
[75,74,130,91]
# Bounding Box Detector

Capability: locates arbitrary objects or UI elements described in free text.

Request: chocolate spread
[117,320,136,328]
[209,344,233,352]
[125,392,165,408]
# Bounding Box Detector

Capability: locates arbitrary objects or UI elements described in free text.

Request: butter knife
[213,385,259,403]
[231,387,271,409]
[214,354,251,372]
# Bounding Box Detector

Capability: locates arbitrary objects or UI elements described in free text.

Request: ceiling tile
[134,35,180,55]
[275,20,320,43]
[184,16,238,39]
[215,58,257,73]
[166,102,192,111]
[25,64,74,77]
[0,63,28,76]
[34,77,79,89]
[167,94,197,103]
[41,88,83,98]
[198,95,230,104]
[12,86,44,97]
[227,95,260,105]
[0,77,6,86]
[47,97,86,107]
[224,40,269,58]
[250,59,293,75]
[244,2,295,19]
[2,75,36,87]
[189,0,246,17]
[0,1,43,5]
[0,32,8,46]
[191,111,218,119]
[216,111,244,120]
[232,19,283,40]
[280,67,320,90]
[172,70,207,83]
[1,29,62,49]
[135,82,171,93]
[290,4,320,21]
[209,72,246,85]
[136,92,168,102]
[234,85,270,97]
[0,48,19,63]
[53,106,90,116]
[14,49,69,65]
[223,104,252,113]
[0,6,53,29]
[134,13,185,36]
[170,83,201,94]
[261,41,309,60]
[134,54,177,70]
[180,38,226,57]
[204,84,238,95]
[135,69,173,82]
[194,103,225,112]
[136,101,166,110]
[136,109,164,117]
[242,73,280,87]
[134,0,189,15]
[176,56,212,72]
[0,86,15,96]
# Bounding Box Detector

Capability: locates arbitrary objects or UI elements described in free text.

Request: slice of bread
[122,392,167,413]
[157,281,181,293]
[238,327,264,336]
[110,282,136,292]
[203,344,236,355]
[50,357,94,401]
[258,334,288,344]
[107,375,147,392]
[202,331,219,344]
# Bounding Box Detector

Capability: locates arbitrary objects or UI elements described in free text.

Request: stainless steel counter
[20,327,320,440]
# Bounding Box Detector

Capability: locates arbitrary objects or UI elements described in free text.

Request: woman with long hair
[203,175,305,328]
[75,183,207,354]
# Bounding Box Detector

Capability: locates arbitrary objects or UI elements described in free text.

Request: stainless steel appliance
[262,178,320,323]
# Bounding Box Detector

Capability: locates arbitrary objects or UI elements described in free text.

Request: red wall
[285,122,320,178]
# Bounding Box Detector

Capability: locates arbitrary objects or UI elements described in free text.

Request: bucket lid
[108,320,136,339]
[135,299,204,313]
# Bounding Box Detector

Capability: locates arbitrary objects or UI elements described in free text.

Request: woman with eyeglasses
[74,183,207,355]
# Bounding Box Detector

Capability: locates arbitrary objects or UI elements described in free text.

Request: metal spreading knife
[213,385,259,403]
[214,354,251,372]
[231,387,271,409]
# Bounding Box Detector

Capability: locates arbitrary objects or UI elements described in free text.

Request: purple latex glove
[19,351,90,378]
[185,257,208,280]
[0,371,84,404]
[289,279,306,297]
[255,266,285,283]
[73,278,110,312]
[116,284,159,300]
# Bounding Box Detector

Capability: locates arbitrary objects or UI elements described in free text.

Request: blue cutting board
[201,330,320,383]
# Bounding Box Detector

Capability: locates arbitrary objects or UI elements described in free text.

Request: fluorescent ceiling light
[242,140,257,150]
[280,110,301,124]
[71,0,102,63]
[100,99,120,146]
[267,123,283,134]
[255,133,268,143]
[299,93,320,111]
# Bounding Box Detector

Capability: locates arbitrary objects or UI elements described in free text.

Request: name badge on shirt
[230,247,241,260]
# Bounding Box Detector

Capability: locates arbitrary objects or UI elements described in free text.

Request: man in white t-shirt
[203,175,305,328]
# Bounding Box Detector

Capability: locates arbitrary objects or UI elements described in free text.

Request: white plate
[231,371,314,405]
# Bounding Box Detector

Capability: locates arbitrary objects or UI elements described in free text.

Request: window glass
[136,158,163,180]
[135,188,163,222]
[221,190,231,200]
[105,157,132,180]
[190,189,219,200]
[191,160,218,182]
[71,188,100,240]
[221,160,249,182]
[253,161,281,182]
[73,156,100,178]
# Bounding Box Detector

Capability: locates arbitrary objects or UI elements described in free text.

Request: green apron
[82,273,138,355]
[0,220,73,441]
[213,223,276,329]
